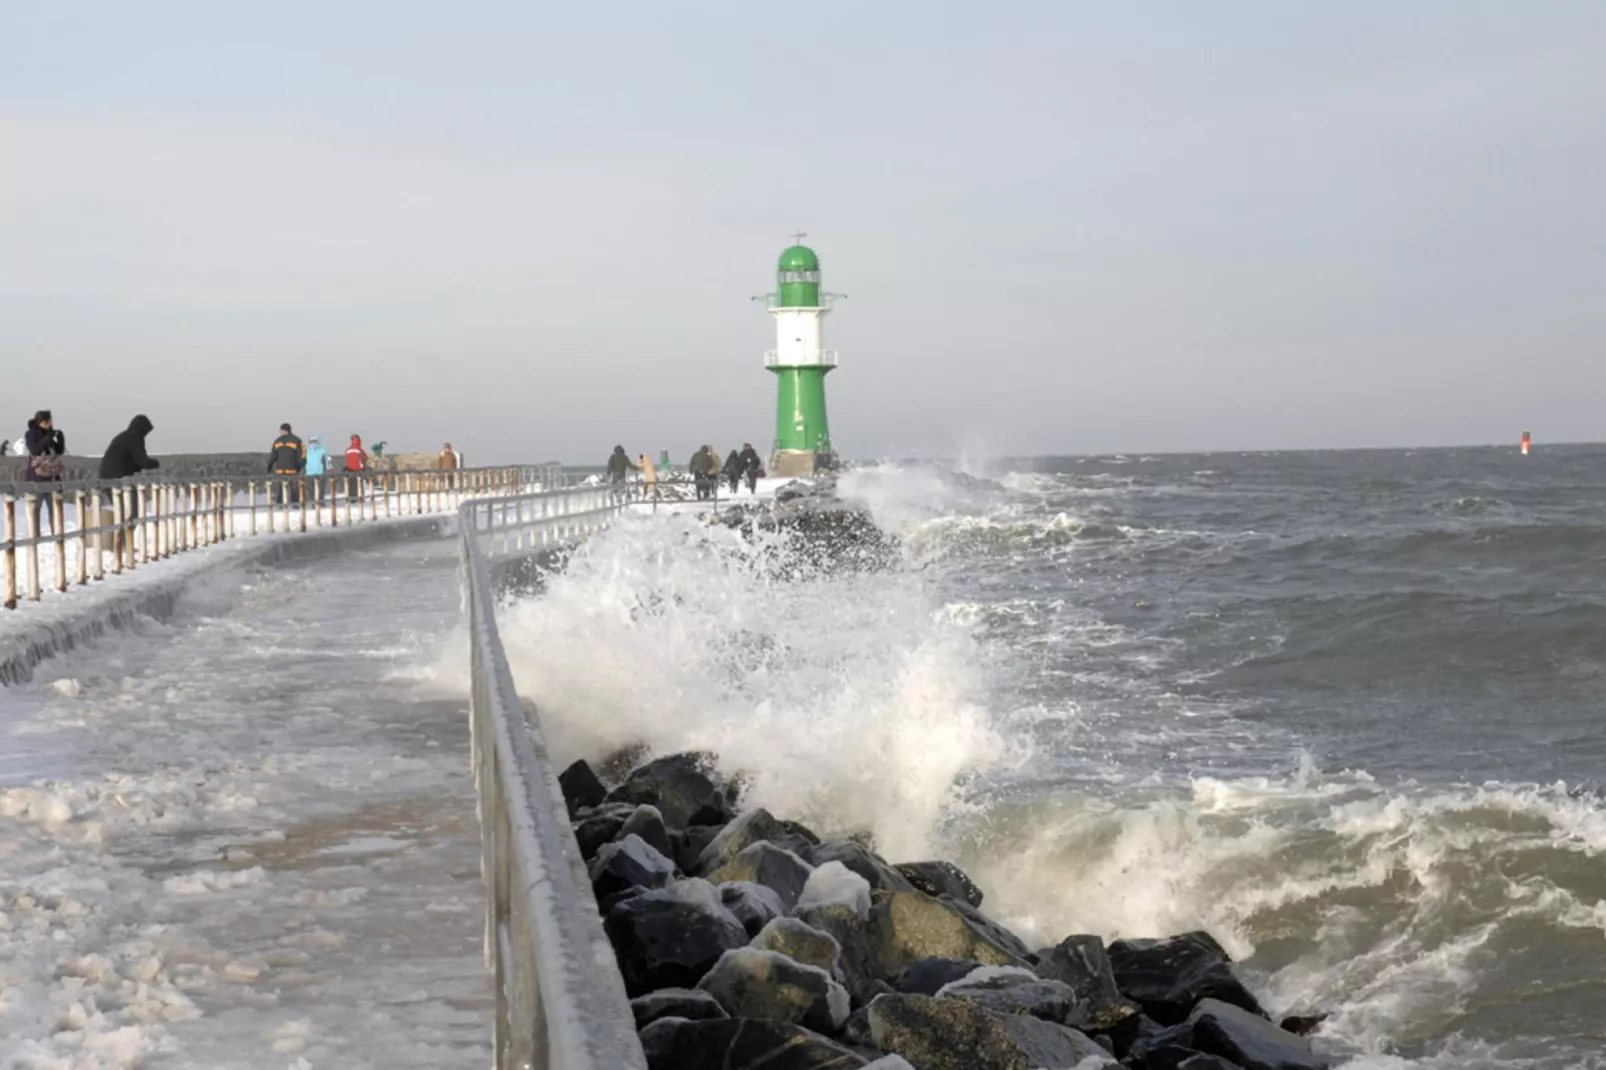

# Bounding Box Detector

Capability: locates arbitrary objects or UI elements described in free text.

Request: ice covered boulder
[572,802,637,861]
[720,881,786,938]
[629,987,728,1028]
[796,861,873,918]
[752,916,843,977]
[637,1017,868,1070]
[865,993,1115,1069]
[604,878,748,996]
[705,841,814,911]
[617,804,675,861]
[805,840,917,894]
[589,834,678,901]
[696,807,787,874]
[697,947,851,1034]
[936,965,1078,1023]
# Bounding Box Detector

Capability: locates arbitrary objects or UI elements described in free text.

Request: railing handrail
[457,485,647,1068]
[1,464,567,609]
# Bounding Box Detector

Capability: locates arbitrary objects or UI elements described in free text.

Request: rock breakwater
[560,751,1330,1070]
[713,472,902,574]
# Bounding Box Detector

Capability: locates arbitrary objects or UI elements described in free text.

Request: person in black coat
[738,442,763,494]
[99,415,159,481]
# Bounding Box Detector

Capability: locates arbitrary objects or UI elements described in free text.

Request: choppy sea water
[500,444,1606,1069]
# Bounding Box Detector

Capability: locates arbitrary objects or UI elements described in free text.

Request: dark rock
[676,824,725,872]
[865,993,1114,1069]
[937,967,1078,1023]
[697,808,787,874]
[697,947,851,1034]
[630,987,728,1028]
[1177,1057,1243,1070]
[806,841,917,894]
[1124,1019,1200,1070]
[607,752,732,829]
[840,1007,875,1048]
[637,1017,868,1070]
[892,957,984,996]
[1188,999,1329,1070]
[894,861,984,908]
[589,833,678,901]
[797,902,885,1007]
[573,802,637,861]
[1108,932,1265,1026]
[1033,934,1142,1048]
[558,759,607,815]
[752,917,843,976]
[1278,1014,1327,1038]
[871,891,1030,978]
[618,804,675,861]
[705,841,815,911]
[781,819,823,846]
[721,881,786,938]
[604,878,749,996]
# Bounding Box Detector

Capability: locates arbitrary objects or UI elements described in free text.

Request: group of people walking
[608,443,764,501]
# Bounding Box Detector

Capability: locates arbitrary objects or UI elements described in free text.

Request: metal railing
[459,485,646,1069]
[1,464,563,610]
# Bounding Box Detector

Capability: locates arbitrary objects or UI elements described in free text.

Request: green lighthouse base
[769,448,838,479]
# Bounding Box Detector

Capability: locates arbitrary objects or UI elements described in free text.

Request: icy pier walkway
[0,537,489,1068]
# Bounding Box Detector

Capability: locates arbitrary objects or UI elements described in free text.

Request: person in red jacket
[344,434,368,500]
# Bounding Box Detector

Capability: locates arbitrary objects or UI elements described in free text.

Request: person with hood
[722,448,743,495]
[24,410,67,535]
[687,445,714,500]
[606,445,633,484]
[739,442,764,494]
[98,415,158,481]
[438,443,459,470]
[305,436,328,477]
[98,415,158,552]
[268,422,305,504]
[344,434,368,500]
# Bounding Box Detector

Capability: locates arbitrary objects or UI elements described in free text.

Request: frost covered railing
[0,464,563,610]
[459,484,647,1069]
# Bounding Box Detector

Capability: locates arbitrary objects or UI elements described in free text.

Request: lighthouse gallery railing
[458,484,648,1070]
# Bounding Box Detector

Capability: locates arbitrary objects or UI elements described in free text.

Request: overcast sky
[3,1,1603,461]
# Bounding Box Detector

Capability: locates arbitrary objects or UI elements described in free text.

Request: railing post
[23,493,40,601]
[299,479,308,534]
[2,494,15,609]
[73,490,88,586]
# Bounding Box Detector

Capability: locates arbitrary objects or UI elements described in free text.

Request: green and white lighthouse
[759,234,842,478]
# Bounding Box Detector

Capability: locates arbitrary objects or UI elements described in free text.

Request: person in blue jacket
[305,436,328,476]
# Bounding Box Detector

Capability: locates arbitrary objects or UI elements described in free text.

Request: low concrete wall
[0,515,452,686]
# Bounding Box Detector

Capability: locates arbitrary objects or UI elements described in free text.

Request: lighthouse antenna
[789,230,808,245]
